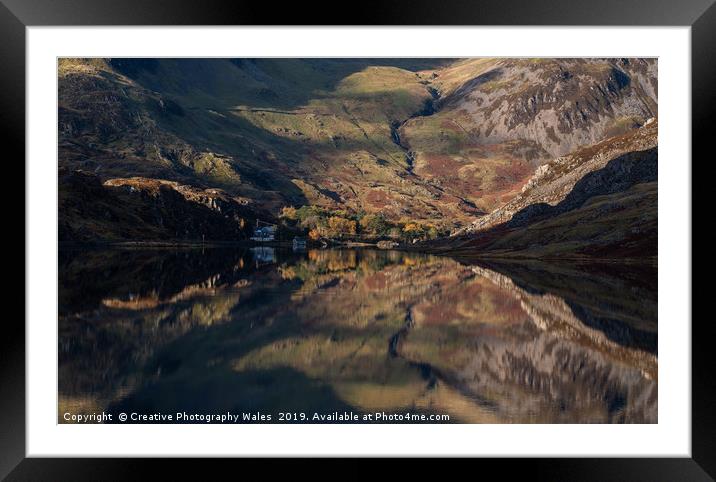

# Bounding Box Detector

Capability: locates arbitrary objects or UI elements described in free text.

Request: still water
[59,248,657,423]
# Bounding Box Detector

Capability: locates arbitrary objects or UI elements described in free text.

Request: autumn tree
[279,206,298,220]
[359,213,389,236]
[402,221,439,241]
[326,216,357,238]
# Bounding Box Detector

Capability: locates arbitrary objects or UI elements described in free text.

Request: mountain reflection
[59,248,657,423]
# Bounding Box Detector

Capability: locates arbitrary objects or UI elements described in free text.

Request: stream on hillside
[58,247,657,423]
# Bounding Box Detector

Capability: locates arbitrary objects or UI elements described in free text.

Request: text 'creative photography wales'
[58,58,657,424]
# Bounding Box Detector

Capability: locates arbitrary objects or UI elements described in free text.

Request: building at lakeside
[251,225,276,242]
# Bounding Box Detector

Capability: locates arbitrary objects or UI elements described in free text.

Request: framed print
[3,0,713,478]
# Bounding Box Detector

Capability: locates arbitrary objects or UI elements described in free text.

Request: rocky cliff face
[58,58,657,237]
[400,58,657,211]
[428,59,655,156]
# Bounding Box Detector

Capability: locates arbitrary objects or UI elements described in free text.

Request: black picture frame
[2,0,712,479]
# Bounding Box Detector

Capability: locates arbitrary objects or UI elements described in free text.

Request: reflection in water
[59,248,657,423]
[250,246,276,264]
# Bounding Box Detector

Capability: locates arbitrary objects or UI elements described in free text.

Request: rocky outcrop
[436,59,656,157]
[59,168,262,243]
[457,120,657,235]
[423,120,657,259]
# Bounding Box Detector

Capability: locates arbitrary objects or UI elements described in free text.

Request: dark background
[1,0,713,479]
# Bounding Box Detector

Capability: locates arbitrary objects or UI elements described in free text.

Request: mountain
[400,58,656,211]
[58,58,657,243]
[427,119,657,259]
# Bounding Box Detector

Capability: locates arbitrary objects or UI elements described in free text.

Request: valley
[58,58,657,258]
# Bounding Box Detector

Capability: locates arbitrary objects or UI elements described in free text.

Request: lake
[58,247,657,423]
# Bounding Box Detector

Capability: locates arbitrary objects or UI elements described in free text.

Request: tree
[300,215,321,231]
[401,221,438,241]
[402,223,423,240]
[280,206,298,220]
[359,213,389,236]
[308,228,321,241]
[327,216,356,238]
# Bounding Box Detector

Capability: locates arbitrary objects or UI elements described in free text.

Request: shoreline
[58,239,383,251]
[58,240,657,265]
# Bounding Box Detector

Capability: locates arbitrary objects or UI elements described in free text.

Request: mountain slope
[427,120,658,258]
[400,58,657,212]
[58,58,657,243]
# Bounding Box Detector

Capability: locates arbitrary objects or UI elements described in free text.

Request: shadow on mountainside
[506,147,657,229]
[441,147,658,258]
[108,58,456,111]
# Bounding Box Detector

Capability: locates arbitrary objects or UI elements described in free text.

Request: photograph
[57,57,659,424]
[3,0,711,474]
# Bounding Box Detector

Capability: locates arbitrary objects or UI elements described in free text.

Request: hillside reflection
[59,248,657,423]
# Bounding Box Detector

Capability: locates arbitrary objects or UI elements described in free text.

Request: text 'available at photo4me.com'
[62,410,451,423]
